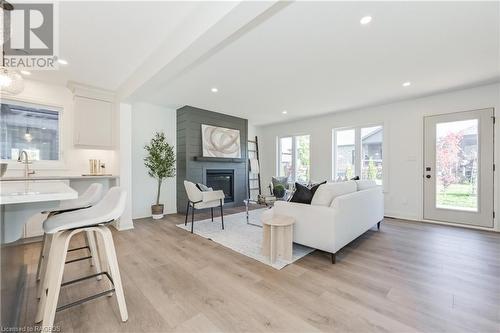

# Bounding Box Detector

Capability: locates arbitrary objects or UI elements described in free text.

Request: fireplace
[206,169,234,203]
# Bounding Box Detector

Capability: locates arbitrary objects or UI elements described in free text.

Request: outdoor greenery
[296,136,310,182]
[345,165,353,179]
[144,132,176,205]
[436,183,477,209]
[367,158,377,180]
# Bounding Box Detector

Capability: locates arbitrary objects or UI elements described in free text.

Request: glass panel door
[435,119,478,211]
[424,109,494,227]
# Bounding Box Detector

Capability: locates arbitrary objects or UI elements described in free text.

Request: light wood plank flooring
[17,206,500,332]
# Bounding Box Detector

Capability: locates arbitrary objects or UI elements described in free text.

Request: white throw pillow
[311,181,357,206]
[355,180,378,191]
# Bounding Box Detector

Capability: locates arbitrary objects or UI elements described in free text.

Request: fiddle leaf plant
[144,132,176,205]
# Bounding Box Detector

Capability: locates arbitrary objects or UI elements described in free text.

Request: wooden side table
[261,215,295,263]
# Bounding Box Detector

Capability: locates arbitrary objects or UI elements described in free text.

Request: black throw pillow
[289,181,326,204]
[196,183,210,192]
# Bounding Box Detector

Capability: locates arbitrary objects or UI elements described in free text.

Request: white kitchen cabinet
[74,96,114,148]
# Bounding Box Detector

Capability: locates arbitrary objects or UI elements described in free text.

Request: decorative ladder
[247,136,261,200]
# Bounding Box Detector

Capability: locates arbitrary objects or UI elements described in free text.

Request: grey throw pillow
[272,176,289,189]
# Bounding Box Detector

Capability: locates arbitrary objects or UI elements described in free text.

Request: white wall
[116,103,134,230]
[257,83,500,231]
[1,79,118,176]
[131,102,177,219]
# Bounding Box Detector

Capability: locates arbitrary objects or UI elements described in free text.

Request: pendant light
[24,127,32,142]
[0,65,24,95]
[1,1,24,95]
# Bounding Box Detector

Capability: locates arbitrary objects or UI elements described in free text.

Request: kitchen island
[0,180,78,329]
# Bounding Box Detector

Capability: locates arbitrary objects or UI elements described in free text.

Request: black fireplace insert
[206,169,234,203]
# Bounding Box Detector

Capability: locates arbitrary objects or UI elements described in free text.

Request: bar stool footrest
[65,255,93,264]
[56,288,115,312]
[61,271,114,287]
[67,245,90,252]
[57,272,115,312]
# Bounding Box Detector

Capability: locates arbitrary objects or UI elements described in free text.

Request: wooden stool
[261,215,295,263]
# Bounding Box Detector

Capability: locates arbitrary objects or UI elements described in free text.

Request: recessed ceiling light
[211,87,218,93]
[20,70,31,76]
[402,81,411,87]
[57,58,68,65]
[282,110,288,114]
[360,16,372,25]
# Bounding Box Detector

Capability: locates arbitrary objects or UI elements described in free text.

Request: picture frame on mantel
[201,124,241,158]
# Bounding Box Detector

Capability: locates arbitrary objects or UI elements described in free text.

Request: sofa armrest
[273,201,336,252]
[202,190,225,202]
[330,187,384,250]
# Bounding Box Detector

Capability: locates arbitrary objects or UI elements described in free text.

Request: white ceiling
[28,1,500,125]
[28,1,199,90]
[131,1,500,125]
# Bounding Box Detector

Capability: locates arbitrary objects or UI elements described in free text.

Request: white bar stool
[36,183,104,298]
[36,187,128,329]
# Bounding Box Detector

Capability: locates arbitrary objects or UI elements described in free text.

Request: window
[1,101,61,161]
[278,135,310,183]
[333,125,383,184]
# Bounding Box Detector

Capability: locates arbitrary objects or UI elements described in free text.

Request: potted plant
[273,184,286,199]
[144,132,176,219]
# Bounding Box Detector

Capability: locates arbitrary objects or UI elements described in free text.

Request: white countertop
[0,175,118,182]
[0,180,78,205]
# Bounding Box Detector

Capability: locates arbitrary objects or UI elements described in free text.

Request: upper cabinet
[68,82,115,149]
[74,96,113,147]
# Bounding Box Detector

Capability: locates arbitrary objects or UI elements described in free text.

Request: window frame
[277,134,311,184]
[1,97,65,169]
[332,123,387,187]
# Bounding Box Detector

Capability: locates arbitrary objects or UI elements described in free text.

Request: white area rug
[176,209,314,269]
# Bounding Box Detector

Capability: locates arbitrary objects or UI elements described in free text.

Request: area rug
[176,209,314,269]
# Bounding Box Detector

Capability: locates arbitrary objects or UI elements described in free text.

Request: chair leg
[191,206,195,233]
[211,207,214,222]
[41,231,71,328]
[86,231,102,281]
[37,233,53,299]
[220,199,224,230]
[184,202,190,226]
[36,233,47,281]
[377,221,381,230]
[99,226,128,322]
[36,232,61,322]
[95,229,113,297]
[331,252,336,264]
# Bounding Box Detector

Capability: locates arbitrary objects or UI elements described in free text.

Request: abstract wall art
[201,124,241,158]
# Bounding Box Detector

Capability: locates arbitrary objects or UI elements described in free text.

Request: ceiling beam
[117,1,289,103]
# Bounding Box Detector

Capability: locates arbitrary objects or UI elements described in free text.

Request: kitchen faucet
[18,150,35,178]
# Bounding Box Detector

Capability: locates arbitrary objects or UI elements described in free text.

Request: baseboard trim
[384,213,499,233]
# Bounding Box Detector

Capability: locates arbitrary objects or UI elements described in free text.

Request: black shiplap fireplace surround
[176,105,248,214]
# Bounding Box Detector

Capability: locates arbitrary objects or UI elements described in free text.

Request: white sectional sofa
[263,180,384,263]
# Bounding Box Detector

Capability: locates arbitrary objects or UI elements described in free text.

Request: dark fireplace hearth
[206,169,234,203]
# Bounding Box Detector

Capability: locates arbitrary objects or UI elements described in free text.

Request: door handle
[426,175,431,179]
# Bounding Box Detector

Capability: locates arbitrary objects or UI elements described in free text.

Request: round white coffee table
[261,214,295,263]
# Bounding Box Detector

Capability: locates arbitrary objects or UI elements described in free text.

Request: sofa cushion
[289,182,326,204]
[355,180,378,191]
[311,181,357,206]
